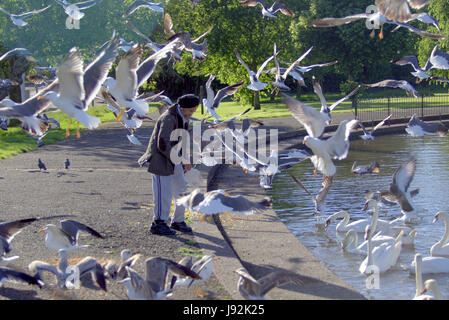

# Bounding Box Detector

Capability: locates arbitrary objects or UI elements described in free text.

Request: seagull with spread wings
[405,113,448,137]
[272,44,313,92]
[375,0,433,23]
[240,0,295,18]
[358,114,392,140]
[53,0,103,20]
[363,79,418,98]
[39,219,104,252]
[391,55,433,81]
[235,49,274,91]
[0,5,51,27]
[202,74,244,121]
[234,267,304,300]
[304,119,360,178]
[312,10,445,40]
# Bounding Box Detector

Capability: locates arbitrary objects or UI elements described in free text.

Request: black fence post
[199,85,205,115]
[421,94,424,119]
[353,98,358,118]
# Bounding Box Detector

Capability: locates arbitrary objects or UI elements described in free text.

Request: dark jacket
[138,104,189,176]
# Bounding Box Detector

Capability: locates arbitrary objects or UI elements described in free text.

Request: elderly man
[139,94,199,235]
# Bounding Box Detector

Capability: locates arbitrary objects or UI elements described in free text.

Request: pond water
[269,133,449,300]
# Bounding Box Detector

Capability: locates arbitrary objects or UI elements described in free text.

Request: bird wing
[257,53,276,80]
[329,85,360,111]
[60,219,104,244]
[83,32,120,107]
[192,26,214,44]
[268,1,295,17]
[372,114,392,132]
[163,12,176,38]
[0,267,43,288]
[312,76,328,111]
[312,13,370,27]
[315,175,333,211]
[375,0,413,22]
[16,5,52,19]
[391,157,416,194]
[395,22,447,40]
[218,193,269,213]
[0,218,38,242]
[57,47,85,107]
[123,0,147,17]
[75,257,107,291]
[137,38,178,88]
[127,266,155,299]
[407,0,432,9]
[282,93,326,138]
[281,46,313,80]
[391,55,421,71]
[326,119,359,160]
[0,7,11,16]
[289,173,314,199]
[234,50,253,75]
[163,258,202,279]
[212,81,244,110]
[259,271,304,296]
[115,45,142,99]
[72,0,102,10]
[429,45,449,69]
[298,60,338,71]
[240,0,265,8]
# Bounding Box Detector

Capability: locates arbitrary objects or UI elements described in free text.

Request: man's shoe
[170,221,193,233]
[150,221,176,235]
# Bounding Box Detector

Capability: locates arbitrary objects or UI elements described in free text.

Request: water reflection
[270,133,449,300]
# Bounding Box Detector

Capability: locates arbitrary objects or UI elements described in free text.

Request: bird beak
[433,216,439,223]
[38,229,45,233]
[37,96,44,101]
[324,219,330,229]
[372,167,380,173]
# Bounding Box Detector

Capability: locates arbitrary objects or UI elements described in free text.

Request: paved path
[5,111,444,300]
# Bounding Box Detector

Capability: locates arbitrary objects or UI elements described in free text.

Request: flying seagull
[391,55,433,81]
[289,173,333,215]
[312,11,445,40]
[282,84,360,139]
[304,119,360,178]
[0,218,38,266]
[202,74,244,121]
[358,114,392,140]
[428,45,449,70]
[363,79,418,98]
[122,0,164,18]
[239,0,295,18]
[39,219,104,251]
[234,267,304,300]
[176,188,272,216]
[53,0,103,20]
[405,114,448,137]
[235,49,274,91]
[272,44,313,92]
[389,157,418,216]
[375,0,433,23]
[0,5,51,27]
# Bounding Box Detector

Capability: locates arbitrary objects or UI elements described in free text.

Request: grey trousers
[152,164,187,223]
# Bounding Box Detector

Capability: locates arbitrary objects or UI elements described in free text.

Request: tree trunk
[253,91,260,110]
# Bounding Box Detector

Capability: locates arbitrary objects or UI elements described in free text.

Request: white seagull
[358,114,392,140]
[239,0,295,18]
[202,74,244,121]
[53,0,103,20]
[363,79,419,98]
[176,188,272,216]
[39,219,104,252]
[0,5,51,27]
[405,113,448,137]
[235,49,274,91]
[303,119,359,177]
